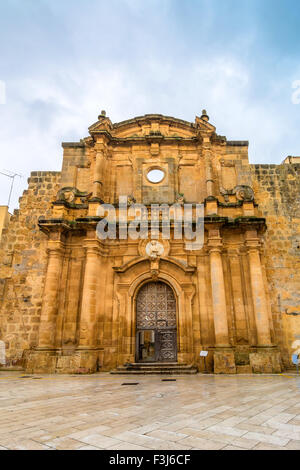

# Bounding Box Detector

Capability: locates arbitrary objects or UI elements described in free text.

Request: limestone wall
[0,206,11,241]
[0,171,61,365]
[251,163,300,367]
[60,143,90,191]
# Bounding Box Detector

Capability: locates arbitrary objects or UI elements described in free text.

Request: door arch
[136,281,177,362]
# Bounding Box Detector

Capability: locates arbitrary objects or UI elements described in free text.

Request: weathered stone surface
[250,350,282,374]
[0,206,11,241]
[214,351,236,374]
[236,365,252,374]
[0,112,298,374]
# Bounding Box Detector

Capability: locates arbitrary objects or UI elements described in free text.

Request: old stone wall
[0,171,60,366]
[0,206,11,241]
[251,163,300,367]
[1,112,299,374]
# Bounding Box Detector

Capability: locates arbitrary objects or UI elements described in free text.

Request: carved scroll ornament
[220,185,254,203]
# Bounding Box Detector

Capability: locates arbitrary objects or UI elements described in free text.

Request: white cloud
[0,1,299,211]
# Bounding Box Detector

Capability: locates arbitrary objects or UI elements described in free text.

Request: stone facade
[0,206,11,241]
[0,111,299,374]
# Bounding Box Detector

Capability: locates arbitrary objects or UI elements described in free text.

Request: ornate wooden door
[136,282,177,362]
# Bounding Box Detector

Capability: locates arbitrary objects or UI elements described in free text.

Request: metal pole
[0,171,22,208]
[7,175,15,207]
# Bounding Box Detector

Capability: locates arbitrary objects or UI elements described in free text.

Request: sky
[0,0,300,212]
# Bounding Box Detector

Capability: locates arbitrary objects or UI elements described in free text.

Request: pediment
[88,112,218,141]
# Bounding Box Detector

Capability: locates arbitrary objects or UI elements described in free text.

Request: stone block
[25,350,57,374]
[250,350,282,374]
[213,350,236,374]
[236,365,252,374]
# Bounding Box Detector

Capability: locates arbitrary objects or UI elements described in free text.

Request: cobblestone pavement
[0,372,299,450]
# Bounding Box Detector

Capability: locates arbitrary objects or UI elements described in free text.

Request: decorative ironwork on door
[136,282,177,362]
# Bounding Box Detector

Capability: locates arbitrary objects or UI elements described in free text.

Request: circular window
[147,168,165,184]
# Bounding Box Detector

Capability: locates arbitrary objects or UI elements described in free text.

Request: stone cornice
[38,215,266,233]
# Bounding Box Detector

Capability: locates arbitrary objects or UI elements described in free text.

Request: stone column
[209,239,236,374]
[78,240,100,349]
[204,149,214,197]
[209,247,230,347]
[228,248,248,343]
[246,239,272,346]
[93,151,104,199]
[37,241,64,349]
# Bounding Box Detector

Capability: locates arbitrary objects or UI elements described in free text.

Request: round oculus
[146,169,165,183]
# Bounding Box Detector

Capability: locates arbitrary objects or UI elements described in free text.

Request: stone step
[121,362,188,368]
[111,362,198,375]
[111,370,198,375]
[116,365,194,371]
[0,366,24,372]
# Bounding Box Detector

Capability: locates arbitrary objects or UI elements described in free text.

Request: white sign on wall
[200,351,208,357]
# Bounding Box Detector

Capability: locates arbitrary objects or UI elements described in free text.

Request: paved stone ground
[0,372,299,450]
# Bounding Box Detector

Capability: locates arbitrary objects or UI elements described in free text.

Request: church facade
[0,111,299,374]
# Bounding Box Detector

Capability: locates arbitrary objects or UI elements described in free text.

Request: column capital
[83,239,101,256]
[245,240,261,253]
[227,246,240,257]
[208,246,222,254]
[46,240,65,256]
[207,229,223,252]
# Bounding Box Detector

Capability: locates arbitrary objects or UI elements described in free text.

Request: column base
[213,347,236,374]
[25,349,57,374]
[25,348,103,374]
[249,346,282,374]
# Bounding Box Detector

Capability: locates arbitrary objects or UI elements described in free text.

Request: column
[78,241,100,348]
[37,241,64,349]
[209,247,230,346]
[247,245,272,346]
[204,149,214,197]
[93,151,104,199]
[228,249,248,343]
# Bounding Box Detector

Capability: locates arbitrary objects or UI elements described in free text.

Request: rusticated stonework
[0,111,299,374]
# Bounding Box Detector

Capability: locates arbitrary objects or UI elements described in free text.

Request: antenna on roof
[0,170,22,207]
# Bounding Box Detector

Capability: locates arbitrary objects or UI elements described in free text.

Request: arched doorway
[136,281,177,362]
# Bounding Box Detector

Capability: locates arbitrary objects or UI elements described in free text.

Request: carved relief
[220,185,254,202]
[175,193,185,204]
[56,187,92,204]
[220,159,235,168]
[138,239,170,258]
[146,240,164,260]
[127,195,136,206]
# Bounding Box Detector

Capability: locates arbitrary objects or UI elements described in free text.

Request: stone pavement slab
[0,372,299,450]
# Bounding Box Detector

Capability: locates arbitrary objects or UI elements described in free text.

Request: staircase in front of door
[110,362,198,375]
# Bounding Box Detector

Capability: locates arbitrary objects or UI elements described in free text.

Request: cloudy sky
[0,0,300,211]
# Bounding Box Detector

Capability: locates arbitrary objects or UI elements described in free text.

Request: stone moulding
[113,256,196,274]
[37,215,267,236]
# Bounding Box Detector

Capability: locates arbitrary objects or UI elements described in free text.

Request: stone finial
[98,110,106,120]
[201,109,209,122]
